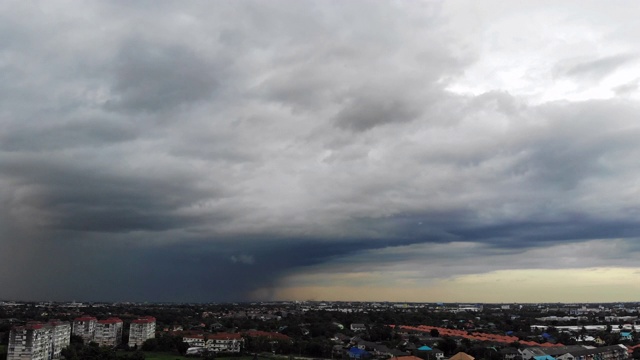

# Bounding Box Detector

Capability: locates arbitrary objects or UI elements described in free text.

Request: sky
[2,0,640,303]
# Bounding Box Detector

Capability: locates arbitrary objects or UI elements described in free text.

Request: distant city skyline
[2,0,640,303]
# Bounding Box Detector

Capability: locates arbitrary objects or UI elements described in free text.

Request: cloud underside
[1,1,640,301]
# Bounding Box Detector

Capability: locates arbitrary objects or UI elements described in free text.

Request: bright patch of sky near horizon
[1,0,640,303]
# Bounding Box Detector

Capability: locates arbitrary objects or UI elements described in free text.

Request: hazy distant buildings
[94,317,123,347]
[128,316,156,348]
[7,320,70,360]
[72,316,97,343]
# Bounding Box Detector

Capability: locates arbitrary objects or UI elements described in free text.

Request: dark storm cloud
[2,0,640,302]
[0,119,137,152]
[0,154,222,233]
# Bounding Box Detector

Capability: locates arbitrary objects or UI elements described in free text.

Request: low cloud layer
[2,1,640,302]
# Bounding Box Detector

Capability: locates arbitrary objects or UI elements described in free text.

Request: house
[519,344,630,360]
[620,332,633,341]
[205,333,244,353]
[450,352,475,360]
[389,349,409,357]
[500,347,521,360]
[349,347,371,359]
[534,356,556,360]
[415,346,444,360]
[183,334,206,348]
[351,324,367,332]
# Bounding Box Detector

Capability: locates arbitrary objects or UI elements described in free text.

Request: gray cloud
[556,54,638,81]
[107,39,221,114]
[2,0,640,302]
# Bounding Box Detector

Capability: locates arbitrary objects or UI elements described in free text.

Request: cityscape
[3,1,640,360]
[2,301,640,360]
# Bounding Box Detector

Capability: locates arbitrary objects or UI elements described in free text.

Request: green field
[117,351,258,360]
[139,352,191,360]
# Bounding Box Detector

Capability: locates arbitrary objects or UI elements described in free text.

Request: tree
[430,329,440,338]
[141,338,158,351]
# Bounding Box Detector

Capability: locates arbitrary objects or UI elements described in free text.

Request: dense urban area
[2,301,640,360]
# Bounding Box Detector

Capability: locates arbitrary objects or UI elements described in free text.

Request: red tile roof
[394,325,562,347]
[208,333,243,340]
[74,316,97,322]
[98,317,123,324]
[132,316,156,324]
[244,330,290,340]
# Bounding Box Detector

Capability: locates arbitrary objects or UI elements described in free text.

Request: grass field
[140,352,191,360]
[116,351,258,360]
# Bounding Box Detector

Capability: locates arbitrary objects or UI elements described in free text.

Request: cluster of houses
[183,332,244,355]
[181,330,290,356]
[6,316,155,360]
[388,325,639,360]
[507,344,630,360]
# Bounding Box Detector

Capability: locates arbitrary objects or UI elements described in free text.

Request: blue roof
[349,347,368,356]
[418,346,433,351]
[534,356,556,360]
[621,332,632,336]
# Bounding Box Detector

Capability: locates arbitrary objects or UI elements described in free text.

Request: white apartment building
[94,318,123,347]
[47,320,71,359]
[128,316,156,348]
[7,321,70,360]
[72,316,97,344]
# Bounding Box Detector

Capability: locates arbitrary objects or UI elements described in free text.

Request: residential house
[349,347,371,359]
[205,333,244,353]
[351,324,367,332]
[555,344,629,360]
[500,347,521,360]
[450,352,475,360]
[620,332,633,342]
[415,346,444,360]
[183,334,206,348]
